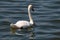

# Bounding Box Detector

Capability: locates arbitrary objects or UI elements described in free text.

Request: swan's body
[14,21,32,28]
[10,4,34,34]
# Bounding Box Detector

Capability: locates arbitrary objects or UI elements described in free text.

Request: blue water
[0,0,60,40]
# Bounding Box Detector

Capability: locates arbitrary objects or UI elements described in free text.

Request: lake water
[0,0,60,40]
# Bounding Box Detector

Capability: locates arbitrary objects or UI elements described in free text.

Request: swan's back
[14,21,31,28]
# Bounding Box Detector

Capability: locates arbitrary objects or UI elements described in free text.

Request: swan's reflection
[15,27,35,39]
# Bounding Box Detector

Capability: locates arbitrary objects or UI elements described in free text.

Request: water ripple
[0,0,60,40]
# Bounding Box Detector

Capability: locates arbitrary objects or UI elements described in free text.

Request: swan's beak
[31,6,34,11]
[32,8,34,11]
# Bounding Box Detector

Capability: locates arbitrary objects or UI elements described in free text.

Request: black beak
[32,8,34,11]
[32,6,34,11]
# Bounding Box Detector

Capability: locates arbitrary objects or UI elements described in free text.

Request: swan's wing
[14,21,31,28]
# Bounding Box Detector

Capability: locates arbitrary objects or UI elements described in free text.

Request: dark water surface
[0,0,60,40]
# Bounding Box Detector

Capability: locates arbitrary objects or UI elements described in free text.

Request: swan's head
[10,23,17,34]
[28,4,34,11]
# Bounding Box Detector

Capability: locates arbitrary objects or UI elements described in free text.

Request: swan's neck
[28,8,33,24]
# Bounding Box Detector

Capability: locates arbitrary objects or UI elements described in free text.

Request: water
[0,0,60,40]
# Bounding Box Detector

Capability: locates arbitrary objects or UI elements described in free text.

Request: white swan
[10,4,34,34]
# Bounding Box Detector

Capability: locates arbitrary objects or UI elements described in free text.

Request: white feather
[14,21,31,28]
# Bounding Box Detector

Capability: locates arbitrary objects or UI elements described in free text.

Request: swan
[10,4,35,34]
